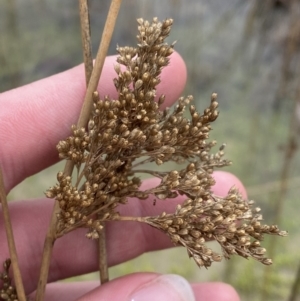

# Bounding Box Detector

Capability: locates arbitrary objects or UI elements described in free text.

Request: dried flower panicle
[46,18,287,267]
[146,187,286,267]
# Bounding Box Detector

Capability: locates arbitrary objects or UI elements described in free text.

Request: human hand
[0,52,243,301]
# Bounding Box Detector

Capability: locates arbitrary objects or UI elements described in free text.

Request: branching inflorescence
[46,18,287,268]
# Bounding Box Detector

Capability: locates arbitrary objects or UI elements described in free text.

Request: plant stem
[35,201,60,301]
[86,0,123,285]
[98,226,109,284]
[115,216,145,222]
[79,0,93,85]
[77,0,123,129]
[35,0,122,299]
[56,215,149,283]
[133,169,167,178]
[78,0,109,284]
[0,168,26,301]
[288,260,300,301]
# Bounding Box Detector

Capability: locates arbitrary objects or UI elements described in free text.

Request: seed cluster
[146,187,286,268]
[47,18,176,235]
[0,259,18,301]
[56,125,90,165]
[46,18,286,266]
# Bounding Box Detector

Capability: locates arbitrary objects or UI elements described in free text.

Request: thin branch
[98,227,109,284]
[288,260,300,301]
[35,0,123,299]
[79,0,110,284]
[0,168,26,301]
[78,0,109,284]
[35,202,60,301]
[114,216,145,222]
[55,213,145,239]
[79,0,93,85]
[133,169,167,178]
[132,157,154,168]
[86,0,123,284]
[77,0,123,129]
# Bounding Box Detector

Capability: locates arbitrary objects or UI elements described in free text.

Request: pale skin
[0,52,244,300]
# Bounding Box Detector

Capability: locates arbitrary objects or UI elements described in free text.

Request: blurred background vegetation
[1,0,300,300]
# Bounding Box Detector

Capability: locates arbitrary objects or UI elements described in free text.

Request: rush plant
[0,8,287,301]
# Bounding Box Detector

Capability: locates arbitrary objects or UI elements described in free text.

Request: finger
[35,273,240,301]
[192,282,240,301]
[39,274,239,301]
[0,172,245,294]
[0,52,187,192]
[76,273,195,301]
[212,171,247,198]
[33,281,99,301]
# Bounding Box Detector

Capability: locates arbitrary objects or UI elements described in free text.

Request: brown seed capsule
[212,253,222,262]
[262,258,272,265]
[164,219,173,226]
[212,215,223,224]
[0,293,9,300]
[178,228,189,235]
[251,241,261,247]
[190,230,201,238]
[158,212,167,220]
[171,234,181,243]
[135,79,143,90]
[168,227,176,234]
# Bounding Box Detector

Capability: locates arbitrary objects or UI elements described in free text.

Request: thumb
[38,272,240,301]
[76,273,195,301]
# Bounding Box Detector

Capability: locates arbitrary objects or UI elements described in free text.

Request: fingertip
[213,171,247,198]
[75,273,158,301]
[76,273,196,301]
[42,276,240,301]
[33,281,99,301]
[192,282,240,301]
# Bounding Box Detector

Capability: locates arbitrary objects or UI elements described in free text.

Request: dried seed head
[45,17,286,271]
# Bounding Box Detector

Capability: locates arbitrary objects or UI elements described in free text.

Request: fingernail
[128,274,195,301]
